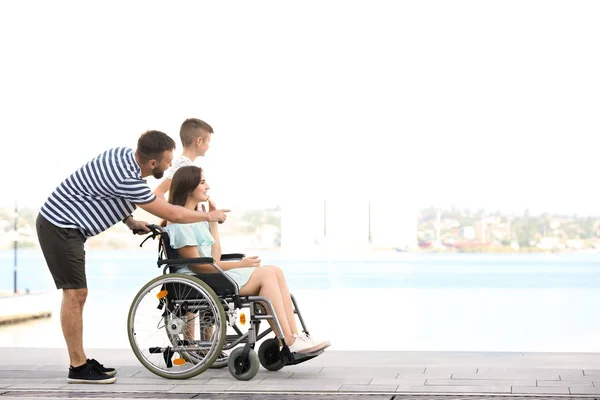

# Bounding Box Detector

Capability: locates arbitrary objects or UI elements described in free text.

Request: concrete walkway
[1,348,600,398]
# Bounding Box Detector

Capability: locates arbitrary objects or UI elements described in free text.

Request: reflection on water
[2,251,600,352]
[2,288,600,352]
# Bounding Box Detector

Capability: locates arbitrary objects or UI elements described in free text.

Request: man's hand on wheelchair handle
[126,218,151,234]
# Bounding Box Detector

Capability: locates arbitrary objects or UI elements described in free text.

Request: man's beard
[152,167,164,179]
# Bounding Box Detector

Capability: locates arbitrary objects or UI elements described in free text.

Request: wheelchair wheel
[228,347,260,381]
[258,338,284,371]
[128,274,226,379]
[209,356,229,369]
[163,311,228,369]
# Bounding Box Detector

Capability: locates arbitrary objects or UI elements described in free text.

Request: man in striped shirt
[36,130,230,384]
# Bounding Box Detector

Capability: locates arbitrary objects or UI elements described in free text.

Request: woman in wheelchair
[162,165,330,355]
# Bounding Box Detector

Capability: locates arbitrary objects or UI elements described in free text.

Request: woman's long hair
[160,165,202,227]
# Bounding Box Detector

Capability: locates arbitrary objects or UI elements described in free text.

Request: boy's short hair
[136,130,176,162]
[180,118,214,147]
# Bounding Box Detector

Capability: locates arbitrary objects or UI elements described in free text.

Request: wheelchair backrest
[158,231,179,260]
[150,225,239,297]
[157,231,186,274]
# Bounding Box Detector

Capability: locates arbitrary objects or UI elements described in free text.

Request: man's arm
[153,178,172,199]
[137,196,229,223]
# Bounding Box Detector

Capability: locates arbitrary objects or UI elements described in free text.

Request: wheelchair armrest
[220,253,245,261]
[157,257,214,266]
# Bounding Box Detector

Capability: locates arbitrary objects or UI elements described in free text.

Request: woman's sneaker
[87,358,117,376]
[302,333,331,350]
[289,334,327,354]
[68,362,116,384]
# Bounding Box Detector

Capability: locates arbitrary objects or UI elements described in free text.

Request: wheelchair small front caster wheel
[228,347,259,381]
[258,338,284,371]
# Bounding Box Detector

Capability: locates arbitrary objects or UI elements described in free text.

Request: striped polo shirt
[40,147,156,237]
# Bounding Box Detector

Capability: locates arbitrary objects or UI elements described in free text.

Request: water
[1,249,599,352]
[3,249,600,292]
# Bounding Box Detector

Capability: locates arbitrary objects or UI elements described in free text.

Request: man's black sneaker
[87,358,117,376]
[68,362,116,384]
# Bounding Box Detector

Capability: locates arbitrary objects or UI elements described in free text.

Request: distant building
[537,237,560,250]
[566,239,584,250]
[462,226,475,240]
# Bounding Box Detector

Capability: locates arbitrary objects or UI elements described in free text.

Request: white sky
[1,0,598,216]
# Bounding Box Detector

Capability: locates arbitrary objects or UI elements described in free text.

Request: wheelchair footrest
[285,349,324,366]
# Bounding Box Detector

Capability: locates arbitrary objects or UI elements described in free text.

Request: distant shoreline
[1,245,598,254]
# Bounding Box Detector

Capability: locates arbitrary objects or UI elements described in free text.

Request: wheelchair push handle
[132,224,163,236]
[133,224,164,247]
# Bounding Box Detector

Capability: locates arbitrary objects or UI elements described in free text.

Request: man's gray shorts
[36,213,87,289]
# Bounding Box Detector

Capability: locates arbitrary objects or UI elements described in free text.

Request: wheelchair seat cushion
[192,273,239,297]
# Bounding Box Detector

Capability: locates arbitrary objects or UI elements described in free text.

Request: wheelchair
[127,224,323,380]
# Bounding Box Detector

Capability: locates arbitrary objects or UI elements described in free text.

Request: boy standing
[154,118,229,367]
[154,118,213,199]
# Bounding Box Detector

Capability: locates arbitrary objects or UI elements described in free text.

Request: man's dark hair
[136,130,176,163]
[180,118,214,147]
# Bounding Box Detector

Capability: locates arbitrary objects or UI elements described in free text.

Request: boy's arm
[154,178,172,199]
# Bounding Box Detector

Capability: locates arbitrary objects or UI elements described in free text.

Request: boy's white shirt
[164,155,198,180]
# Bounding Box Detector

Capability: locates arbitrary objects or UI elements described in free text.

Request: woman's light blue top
[163,221,254,289]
